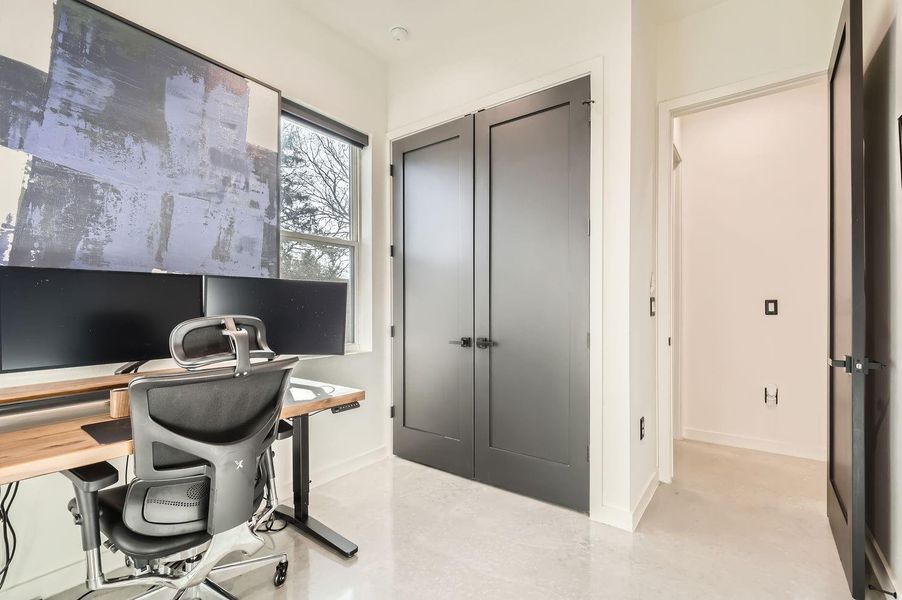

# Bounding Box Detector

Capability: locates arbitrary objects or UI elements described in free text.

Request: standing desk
[0,371,365,558]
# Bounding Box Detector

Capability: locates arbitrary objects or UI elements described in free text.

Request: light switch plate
[765,299,778,315]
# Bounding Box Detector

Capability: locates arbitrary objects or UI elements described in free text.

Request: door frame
[654,68,828,483]
[387,57,610,521]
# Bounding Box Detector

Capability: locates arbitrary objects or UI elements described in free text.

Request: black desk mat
[82,419,132,445]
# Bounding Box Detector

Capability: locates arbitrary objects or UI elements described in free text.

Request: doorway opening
[656,73,830,483]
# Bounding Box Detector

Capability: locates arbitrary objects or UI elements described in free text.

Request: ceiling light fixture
[390,26,409,42]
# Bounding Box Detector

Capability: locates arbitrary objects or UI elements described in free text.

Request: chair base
[127,553,288,599]
[130,578,235,599]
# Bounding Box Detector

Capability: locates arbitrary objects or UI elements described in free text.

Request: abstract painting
[0,0,280,276]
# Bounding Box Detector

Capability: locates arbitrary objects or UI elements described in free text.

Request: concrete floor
[56,440,851,599]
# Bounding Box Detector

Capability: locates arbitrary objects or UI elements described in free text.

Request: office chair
[64,315,298,599]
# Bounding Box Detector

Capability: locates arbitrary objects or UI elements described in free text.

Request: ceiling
[295,0,731,64]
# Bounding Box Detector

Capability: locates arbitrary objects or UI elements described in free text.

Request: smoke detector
[390,26,409,42]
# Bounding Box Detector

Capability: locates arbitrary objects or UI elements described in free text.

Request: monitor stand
[114,360,148,375]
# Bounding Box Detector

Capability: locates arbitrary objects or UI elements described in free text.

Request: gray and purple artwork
[0,0,279,276]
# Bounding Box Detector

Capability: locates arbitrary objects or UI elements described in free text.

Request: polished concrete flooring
[56,440,850,599]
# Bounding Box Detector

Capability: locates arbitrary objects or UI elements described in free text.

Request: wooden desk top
[0,368,183,406]
[0,378,364,486]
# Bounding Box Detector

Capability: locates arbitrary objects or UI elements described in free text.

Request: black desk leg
[273,414,359,558]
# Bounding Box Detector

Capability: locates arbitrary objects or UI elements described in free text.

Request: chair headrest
[169,315,277,376]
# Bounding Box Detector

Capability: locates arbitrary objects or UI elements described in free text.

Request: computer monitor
[204,276,347,355]
[0,267,203,372]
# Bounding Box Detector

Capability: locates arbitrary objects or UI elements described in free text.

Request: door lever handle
[828,356,885,374]
[449,337,473,348]
[476,337,497,349]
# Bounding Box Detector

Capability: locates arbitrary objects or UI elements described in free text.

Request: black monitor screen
[0,267,203,372]
[205,276,347,356]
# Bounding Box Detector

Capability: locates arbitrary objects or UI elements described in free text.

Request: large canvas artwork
[0,0,280,276]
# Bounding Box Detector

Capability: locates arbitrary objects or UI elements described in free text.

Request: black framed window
[279,102,366,345]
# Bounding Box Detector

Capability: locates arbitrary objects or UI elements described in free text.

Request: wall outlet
[640,416,646,440]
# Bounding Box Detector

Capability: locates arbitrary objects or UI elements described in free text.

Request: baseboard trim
[276,445,388,501]
[632,470,659,529]
[590,472,659,532]
[591,504,633,531]
[867,527,898,597]
[682,427,825,461]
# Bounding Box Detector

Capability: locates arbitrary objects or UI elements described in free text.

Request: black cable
[75,589,94,600]
[257,512,288,533]
[0,481,20,590]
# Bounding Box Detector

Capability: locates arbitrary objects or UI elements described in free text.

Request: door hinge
[587,218,591,237]
[389,163,394,177]
[582,99,595,123]
[586,445,590,462]
[390,325,395,338]
[390,244,394,257]
[390,405,395,419]
[586,331,590,348]
[668,337,672,347]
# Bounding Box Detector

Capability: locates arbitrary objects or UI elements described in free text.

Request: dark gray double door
[391,77,590,511]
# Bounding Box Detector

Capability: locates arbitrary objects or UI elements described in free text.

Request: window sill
[292,344,369,362]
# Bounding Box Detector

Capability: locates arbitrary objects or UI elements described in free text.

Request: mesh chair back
[124,316,296,536]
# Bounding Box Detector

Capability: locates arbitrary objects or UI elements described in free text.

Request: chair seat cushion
[99,486,212,560]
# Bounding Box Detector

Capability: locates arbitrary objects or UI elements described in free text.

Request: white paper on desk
[289,387,318,402]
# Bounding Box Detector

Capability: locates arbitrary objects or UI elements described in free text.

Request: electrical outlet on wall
[640,416,646,440]
[764,385,779,405]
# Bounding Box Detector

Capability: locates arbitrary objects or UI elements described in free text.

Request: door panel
[392,117,475,478]
[475,77,590,511]
[827,1,867,597]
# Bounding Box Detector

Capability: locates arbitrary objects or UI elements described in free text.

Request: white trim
[682,428,826,462]
[275,445,389,502]
[592,505,633,531]
[387,55,605,141]
[867,528,898,597]
[631,470,659,530]
[592,470,659,532]
[655,66,828,484]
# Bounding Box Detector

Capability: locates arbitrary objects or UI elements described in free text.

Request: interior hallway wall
[676,81,829,461]
[0,0,389,597]
[657,0,843,101]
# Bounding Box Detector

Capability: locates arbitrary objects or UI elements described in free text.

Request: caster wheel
[274,560,288,587]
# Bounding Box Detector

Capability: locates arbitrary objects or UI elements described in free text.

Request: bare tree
[279,120,351,281]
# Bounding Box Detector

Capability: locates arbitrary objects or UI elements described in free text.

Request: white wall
[0,1,390,597]
[657,0,842,101]
[863,0,902,589]
[676,81,829,461]
[629,0,660,521]
[386,0,644,529]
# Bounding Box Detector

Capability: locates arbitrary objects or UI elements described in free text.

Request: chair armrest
[276,419,294,441]
[63,461,119,492]
[63,462,118,551]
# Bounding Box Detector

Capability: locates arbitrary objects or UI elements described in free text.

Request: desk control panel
[331,401,360,414]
